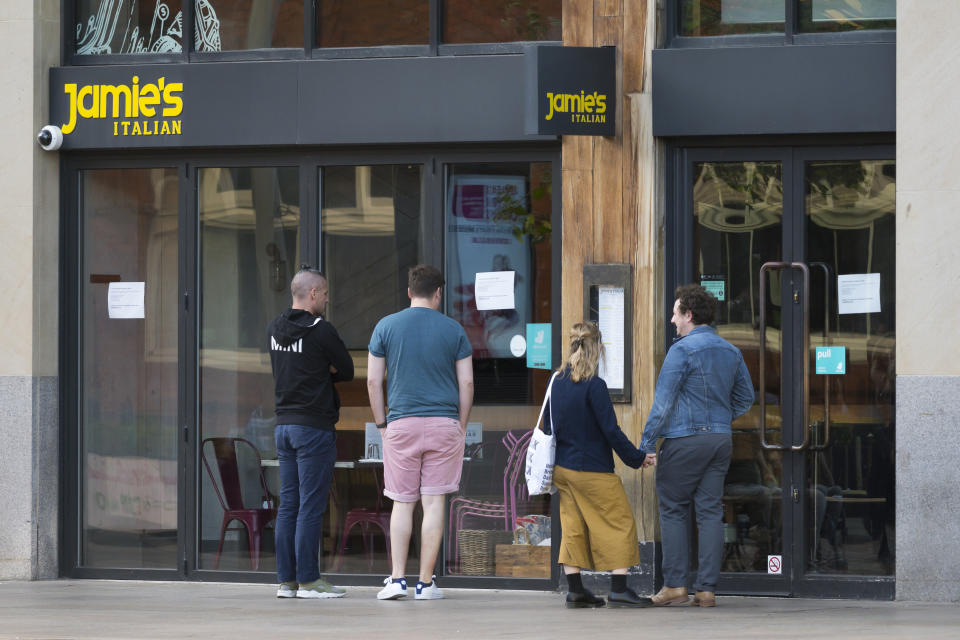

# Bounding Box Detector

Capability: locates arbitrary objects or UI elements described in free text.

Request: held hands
[641,453,657,468]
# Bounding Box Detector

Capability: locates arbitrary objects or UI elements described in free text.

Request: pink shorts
[382,416,465,502]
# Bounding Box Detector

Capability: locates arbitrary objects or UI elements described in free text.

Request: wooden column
[561,0,662,539]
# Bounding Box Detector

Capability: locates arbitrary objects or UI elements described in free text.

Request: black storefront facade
[49,1,903,600]
[54,12,569,587]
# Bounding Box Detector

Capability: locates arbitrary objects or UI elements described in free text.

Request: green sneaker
[297,578,346,599]
[277,581,298,598]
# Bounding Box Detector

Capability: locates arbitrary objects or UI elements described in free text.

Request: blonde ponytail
[562,322,603,382]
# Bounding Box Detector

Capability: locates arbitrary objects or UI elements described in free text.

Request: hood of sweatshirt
[271,309,322,347]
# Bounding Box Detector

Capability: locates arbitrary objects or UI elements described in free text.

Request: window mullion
[786,0,797,42]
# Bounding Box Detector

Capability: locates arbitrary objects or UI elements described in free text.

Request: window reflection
[442,0,561,44]
[799,0,895,33]
[81,168,179,568]
[320,164,424,574]
[445,162,553,404]
[76,0,184,54]
[197,167,300,571]
[804,159,895,576]
[693,160,784,572]
[679,0,784,36]
[196,0,303,51]
[443,162,555,577]
[318,0,428,48]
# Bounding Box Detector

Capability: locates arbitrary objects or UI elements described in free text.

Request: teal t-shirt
[368,307,473,422]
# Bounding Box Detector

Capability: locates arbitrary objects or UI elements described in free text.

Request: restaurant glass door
[679,145,895,597]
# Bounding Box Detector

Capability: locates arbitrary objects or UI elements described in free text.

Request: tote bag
[525,371,560,496]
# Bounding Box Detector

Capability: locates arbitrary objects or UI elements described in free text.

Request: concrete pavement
[1,580,958,639]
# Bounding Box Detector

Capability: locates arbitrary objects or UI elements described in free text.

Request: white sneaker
[276,582,298,598]
[415,577,444,600]
[377,577,407,600]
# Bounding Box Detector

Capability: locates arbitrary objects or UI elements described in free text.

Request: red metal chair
[201,437,276,571]
[332,463,392,571]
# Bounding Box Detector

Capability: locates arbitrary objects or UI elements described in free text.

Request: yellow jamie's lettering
[100,85,132,118]
[595,93,606,114]
[131,76,140,118]
[584,94,595,112]
[78,85,98,119]
[62,84,78,134]
[162,81,183,117]
[545,92,555,120]
[62,76,184,135]
[139,83,160,118]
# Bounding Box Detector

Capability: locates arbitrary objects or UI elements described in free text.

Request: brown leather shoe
[690,590,716,607]
[651,586,689,606]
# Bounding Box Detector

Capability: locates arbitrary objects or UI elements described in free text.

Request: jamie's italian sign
[525,45,616,137]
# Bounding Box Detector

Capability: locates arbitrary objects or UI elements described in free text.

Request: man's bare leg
[418,494,445,583]
[390,499,417,578]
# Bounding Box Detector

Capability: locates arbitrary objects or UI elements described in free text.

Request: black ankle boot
[608,587,654,607]
[565,589,606,608]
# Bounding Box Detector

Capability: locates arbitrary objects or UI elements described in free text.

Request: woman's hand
[642,453,657,468]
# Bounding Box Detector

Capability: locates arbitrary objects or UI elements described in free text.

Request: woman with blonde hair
[544,322,652,608]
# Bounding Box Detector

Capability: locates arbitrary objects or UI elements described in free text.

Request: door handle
[759,261,811,451]
[759,262,789,451]
[807,262,833,452]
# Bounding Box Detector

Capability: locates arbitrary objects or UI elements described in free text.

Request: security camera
[37,125,63,151]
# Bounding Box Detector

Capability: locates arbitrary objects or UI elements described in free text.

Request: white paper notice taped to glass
[474,270,515,311]
[108,282,145,319]
[837,274,881,315]
[597,286,625,390]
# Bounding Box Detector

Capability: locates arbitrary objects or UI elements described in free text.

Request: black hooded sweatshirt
[267,308,354,431]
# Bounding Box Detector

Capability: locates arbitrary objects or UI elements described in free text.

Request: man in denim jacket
[641,284,754,608]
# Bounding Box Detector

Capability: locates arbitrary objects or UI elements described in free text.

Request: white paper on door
[107,282,145,319]
[837,273,881,314]
[474,271,516,311]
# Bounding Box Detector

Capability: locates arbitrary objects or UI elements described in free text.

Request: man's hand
[642,453,657,468]
[329,364,338,374]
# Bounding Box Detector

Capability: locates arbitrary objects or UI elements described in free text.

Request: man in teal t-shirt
[367,264,473,601]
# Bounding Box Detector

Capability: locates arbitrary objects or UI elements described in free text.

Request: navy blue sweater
[543,370,646,472]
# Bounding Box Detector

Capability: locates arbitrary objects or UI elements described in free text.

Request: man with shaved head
[267,265,354,599]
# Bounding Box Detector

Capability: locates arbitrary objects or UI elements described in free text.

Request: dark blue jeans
[275,424,336,584]
[656,433,732,592]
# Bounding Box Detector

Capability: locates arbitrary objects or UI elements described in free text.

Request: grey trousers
[656,433,732,591]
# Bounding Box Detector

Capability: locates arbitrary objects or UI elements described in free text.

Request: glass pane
[321,164,424,573]
[442,0,561,44]
[804,159,895,575]
[317,0,428,48]
[444,162,554,577]
[195,0,303,51]
[799,0,895,33]
[76,0,184,55]
[679,0,784,36]
[693,160,784,573]
[197,167,300,571]
[81,168,179,568]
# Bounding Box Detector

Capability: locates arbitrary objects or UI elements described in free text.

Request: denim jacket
[639,325,754,452]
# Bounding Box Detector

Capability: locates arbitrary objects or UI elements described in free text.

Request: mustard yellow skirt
[553,465,640,571]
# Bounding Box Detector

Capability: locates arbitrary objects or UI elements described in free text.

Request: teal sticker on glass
[701,278,726,301]
[815,346,846,375]
[526,323,552,370]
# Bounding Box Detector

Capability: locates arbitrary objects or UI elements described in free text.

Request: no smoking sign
[767,555,782,575]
